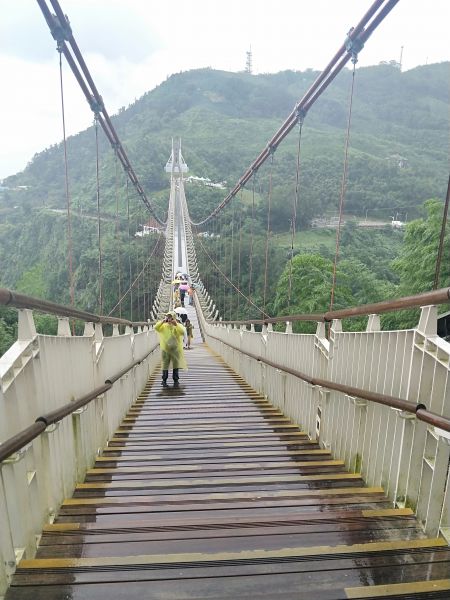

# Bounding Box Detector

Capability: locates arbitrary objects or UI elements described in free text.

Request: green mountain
[3,63,449,216]
[0,63,448,325]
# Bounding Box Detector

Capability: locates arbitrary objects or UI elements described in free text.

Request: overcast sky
[0,0,448,180]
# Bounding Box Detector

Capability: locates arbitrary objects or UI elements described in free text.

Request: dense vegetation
[0,63,449,353]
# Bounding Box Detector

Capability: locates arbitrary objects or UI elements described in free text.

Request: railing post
[0,451,35,564]
[366,314,381,332]
[57,317,71,337]
[17,309,36,341]
[84,322,94,336]
[0,475,15,595]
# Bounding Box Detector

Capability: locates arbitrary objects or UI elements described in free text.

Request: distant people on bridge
[154,311,186,387]
[185,319,194,349]
[173,283,181,308]
[179,280,189,306]
[175,306,188,324]
[188,284,195,305]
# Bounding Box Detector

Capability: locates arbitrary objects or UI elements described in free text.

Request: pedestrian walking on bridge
[154,311,186,387]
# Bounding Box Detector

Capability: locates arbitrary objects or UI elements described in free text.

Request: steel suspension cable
[188,0,399,227]
[433,175,450,290]
[114,151,122,318]
[213,218,218,302]
[57,46,75,310]
[248,173,256,300]
[141,221,147,318]
[329,60,357,313]
[196,235,269,318]
[108,234,163,317]
[237,193,243,316]
[135,216,141,320]
[126,180,133,320]
[263,154,274,314]
[37,0,166,225]
[221,211,227,315]
[94,117,103,314]
[288,115,305,311]
[229,196,235,320]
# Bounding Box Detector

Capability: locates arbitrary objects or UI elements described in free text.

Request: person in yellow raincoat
[154,311,187,387]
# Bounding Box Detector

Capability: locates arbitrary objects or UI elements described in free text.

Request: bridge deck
[7,342,450,599]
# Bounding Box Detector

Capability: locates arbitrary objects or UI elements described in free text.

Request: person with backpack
[179,280,189,306]
[154,311,186,387]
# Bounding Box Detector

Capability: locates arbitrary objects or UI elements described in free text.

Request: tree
[273,254,333,332]
[393,199,450,294]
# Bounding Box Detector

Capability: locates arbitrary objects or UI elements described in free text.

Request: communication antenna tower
[245,46,253,74]
[399,45,404,71]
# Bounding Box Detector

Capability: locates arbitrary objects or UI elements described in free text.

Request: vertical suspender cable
[114,152,122,318]
[94,117,103,314]
[263,153,274,314]
[141,231,145,319]
[222,211,227,315]
[288,115,305,311]
[213,217,218,303]
[329,60,357,313]
[433,175,450,290]
[58,47,74,309]
[248,173,256,302]
[237,193,243,316]
[229,196,235,319]
[142,225,147,318]
[126,179,133,320]
[135,216,141,319]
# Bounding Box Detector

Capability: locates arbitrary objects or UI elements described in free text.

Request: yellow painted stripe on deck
[345,578,450,598]
[19,538,446,570]
[77,472,360,489]
[228,448,326,456]
[362,508,414,518]
[62,486,384,505]
[87,460,344,474]
[42,523,80,532]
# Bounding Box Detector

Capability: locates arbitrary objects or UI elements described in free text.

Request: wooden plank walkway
[6,343,450,599]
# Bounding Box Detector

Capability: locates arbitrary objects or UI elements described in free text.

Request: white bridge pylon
[166,139,189,278]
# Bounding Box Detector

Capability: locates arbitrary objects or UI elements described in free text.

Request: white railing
[0,309,160,595]
[197,307,450,542]
[180,176,450,544]
[0,183,178,595]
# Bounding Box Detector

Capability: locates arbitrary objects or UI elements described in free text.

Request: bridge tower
[165,138,189,178]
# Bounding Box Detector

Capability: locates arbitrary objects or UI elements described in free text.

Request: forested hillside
[0,62,448,351]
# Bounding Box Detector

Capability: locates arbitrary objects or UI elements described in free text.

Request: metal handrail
[212,288,450,326]
[206,333,450,433]
[0,343,159,463]
[0,287,151,328]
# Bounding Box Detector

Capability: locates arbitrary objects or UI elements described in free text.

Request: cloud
[0,0,161,63]
[0,3,56,62]
[67,2,161,61]
[1,0,448,179]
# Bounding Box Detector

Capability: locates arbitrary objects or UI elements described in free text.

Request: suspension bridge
[1,0,450,598]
